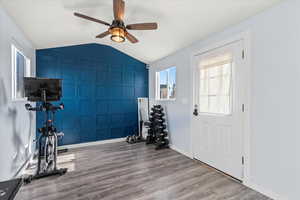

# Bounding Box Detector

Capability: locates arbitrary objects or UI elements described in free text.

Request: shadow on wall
[27,111,33,154]
[0,76,32,177]
[8,107,27,173]
[0,78,8,107]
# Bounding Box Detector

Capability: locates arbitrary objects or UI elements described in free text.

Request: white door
[192,41,245,180]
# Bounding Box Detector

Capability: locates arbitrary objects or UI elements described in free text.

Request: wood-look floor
[16,142,271,200]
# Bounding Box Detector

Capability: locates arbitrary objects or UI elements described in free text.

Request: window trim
[155,66,176,101]
[11,44,31,101]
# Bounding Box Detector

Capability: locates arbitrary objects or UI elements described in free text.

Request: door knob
[193,105,198,116]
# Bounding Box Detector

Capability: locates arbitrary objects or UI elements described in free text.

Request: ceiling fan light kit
[74,0,158,44]
[110,20,126,43]
[110,27,125,43]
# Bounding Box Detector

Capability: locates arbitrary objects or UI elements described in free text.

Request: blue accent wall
[36,43,148,146]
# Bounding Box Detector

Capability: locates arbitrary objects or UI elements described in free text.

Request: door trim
[190,31,251,184]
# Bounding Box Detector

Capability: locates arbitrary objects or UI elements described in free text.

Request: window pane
[208,96,218,113]
[157,67,176,100]
[200,68,208,80]
[200,79,208,95]
[199,56,232,115]
[222,63,231,75]
[159,70,168,99]
[16,51,25,99]
[221,75,231,95]
[208,77,220,96]
[168,67,176,99]
[199,96,209,113]
[209,66,222,77]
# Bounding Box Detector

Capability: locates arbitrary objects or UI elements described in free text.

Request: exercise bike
[24,78,67,183]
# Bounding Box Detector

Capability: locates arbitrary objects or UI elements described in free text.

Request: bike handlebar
[25,103,64,112]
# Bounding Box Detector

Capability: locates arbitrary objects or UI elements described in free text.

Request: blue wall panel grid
[36,43,148,146]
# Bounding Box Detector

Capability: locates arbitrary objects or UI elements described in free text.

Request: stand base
[24,168,67,184]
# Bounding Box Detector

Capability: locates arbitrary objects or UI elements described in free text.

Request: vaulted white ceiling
[0,0,283,63]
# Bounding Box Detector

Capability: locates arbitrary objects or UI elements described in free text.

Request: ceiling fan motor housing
[110,20,125,30]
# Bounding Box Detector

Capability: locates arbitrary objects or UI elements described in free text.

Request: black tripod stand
[23,78,67,183]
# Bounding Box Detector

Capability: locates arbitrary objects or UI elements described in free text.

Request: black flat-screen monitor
[24,77,62,102]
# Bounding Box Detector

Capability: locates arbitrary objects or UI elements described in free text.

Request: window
[156,67,176,100]
[199,53,232,115]
[12,45,31,100]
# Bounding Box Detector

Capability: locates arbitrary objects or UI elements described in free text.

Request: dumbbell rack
[146,105,169,150]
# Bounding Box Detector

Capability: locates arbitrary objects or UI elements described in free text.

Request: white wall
[149,0,300,199]
[149,50,192,156]
[0,5,36,180]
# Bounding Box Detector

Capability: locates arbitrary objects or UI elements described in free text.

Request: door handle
[193,105,198,116]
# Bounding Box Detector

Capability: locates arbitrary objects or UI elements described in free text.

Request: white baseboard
[170,144,193,159]
[245,182,288,200]
[58,137,126,150]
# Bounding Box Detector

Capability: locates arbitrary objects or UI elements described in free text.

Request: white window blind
[199,53,233,115]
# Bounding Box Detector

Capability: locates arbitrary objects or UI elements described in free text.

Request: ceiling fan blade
[126,23,158,30]
[125,32,138,43]
[74,12,110,26]
[96,31,110,38]
[113,0,125,20]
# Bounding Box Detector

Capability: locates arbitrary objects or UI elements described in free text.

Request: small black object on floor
[126,118,145,144]
[0,178,22,200]
[126,134,144,144]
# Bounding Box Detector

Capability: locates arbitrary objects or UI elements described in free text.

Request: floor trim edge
[244,181,288,200]
[15,152,35,178]
[169,144,193,159]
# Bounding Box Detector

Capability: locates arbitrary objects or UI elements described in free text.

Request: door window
[199,53,232,115]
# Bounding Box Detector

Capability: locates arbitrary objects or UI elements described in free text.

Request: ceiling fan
[74,0,158,44]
